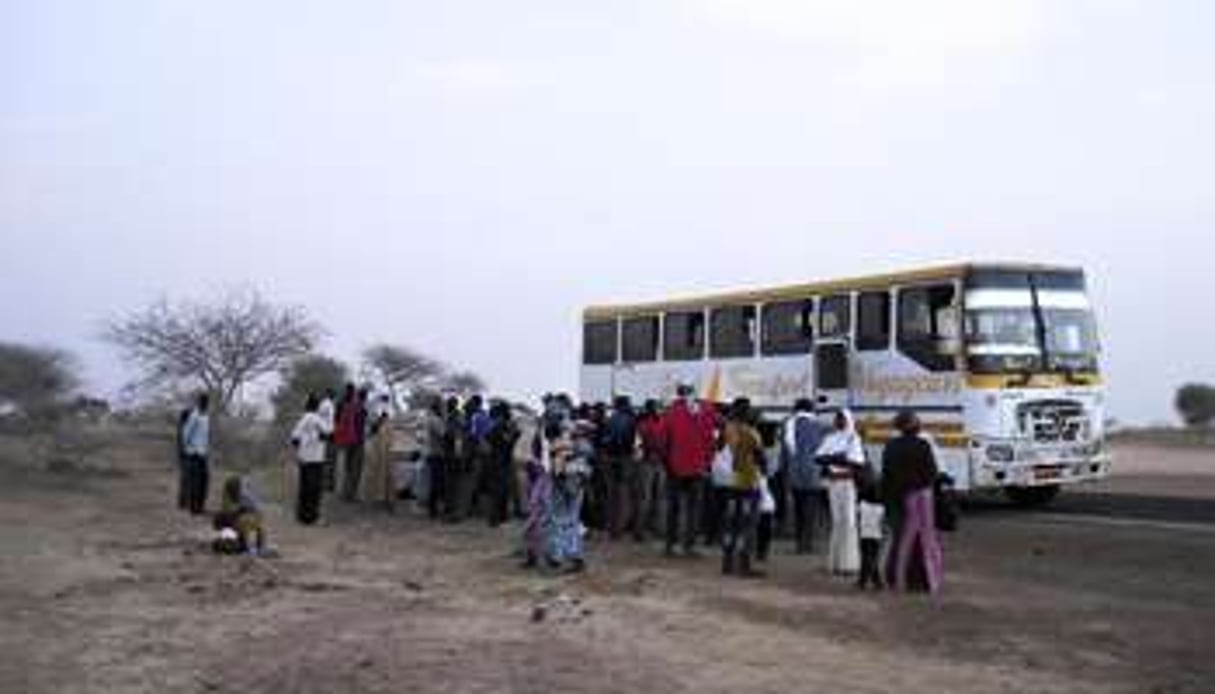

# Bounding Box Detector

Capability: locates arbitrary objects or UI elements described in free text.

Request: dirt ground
[1,429,1213,694]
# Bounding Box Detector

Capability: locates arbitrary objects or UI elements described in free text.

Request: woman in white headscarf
[816,409,865,575]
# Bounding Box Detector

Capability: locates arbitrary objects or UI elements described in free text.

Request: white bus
[580,263,1108,504]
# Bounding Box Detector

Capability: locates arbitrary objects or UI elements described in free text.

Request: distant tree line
[0,342,79,423]
[1175,384,1215,428]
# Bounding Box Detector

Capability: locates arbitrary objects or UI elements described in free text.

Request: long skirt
[827,478,861,574]
[550,478,585,562]
[360,432,394,507]
[523,467,553,560]
[894,487,944,594]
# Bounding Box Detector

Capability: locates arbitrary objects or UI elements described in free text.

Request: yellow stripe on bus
[966,373,1102,389]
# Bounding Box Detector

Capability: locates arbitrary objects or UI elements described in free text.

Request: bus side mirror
[935,306,962,355]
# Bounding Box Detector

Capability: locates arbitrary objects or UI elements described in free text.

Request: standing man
[175,406,192,511]
[334,384,368,503]
[485,401,521,527]
[424,396,449,520]
[634,400,668,542]
[181,393,212,515]
[603,396,639,540]
[464,395,493,521]
[290,394,328,525]
[442,397,467,522]
[317,388,337,493]
[783,398,830,554]
[662,384,717,558]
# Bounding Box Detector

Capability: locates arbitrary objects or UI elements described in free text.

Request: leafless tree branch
[102,289,324,412]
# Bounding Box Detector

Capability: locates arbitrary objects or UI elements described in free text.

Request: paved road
[965,489,1215,527]
[1050,490,1215,526]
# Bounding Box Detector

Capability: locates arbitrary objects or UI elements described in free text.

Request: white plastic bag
[711,446,734,488]
[758,477,776,514]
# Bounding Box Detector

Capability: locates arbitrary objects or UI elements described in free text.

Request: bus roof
[583,261,1083,320]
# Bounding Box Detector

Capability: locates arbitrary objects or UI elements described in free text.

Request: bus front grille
[1018,400,1089,443]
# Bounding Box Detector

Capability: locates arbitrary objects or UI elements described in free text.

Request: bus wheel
[1005,485,1060,507]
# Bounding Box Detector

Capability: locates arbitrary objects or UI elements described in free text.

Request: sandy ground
[1,430,1213,694]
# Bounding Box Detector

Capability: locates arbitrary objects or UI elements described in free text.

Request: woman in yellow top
[721,398,766,578]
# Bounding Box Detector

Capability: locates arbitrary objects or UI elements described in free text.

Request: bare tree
[362,343,445,406]
[103,290,323,412]
[0,342,79,419]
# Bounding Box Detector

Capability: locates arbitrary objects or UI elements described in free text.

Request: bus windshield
[964,308,1042,373]
[1042,308,1099,371]
[965,306,1100,374]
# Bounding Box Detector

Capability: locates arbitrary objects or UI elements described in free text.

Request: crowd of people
[173,382,953,595]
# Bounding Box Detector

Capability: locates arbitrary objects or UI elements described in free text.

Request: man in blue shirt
[783,398,830,554]
[180,393,212,515]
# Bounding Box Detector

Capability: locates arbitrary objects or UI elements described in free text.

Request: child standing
[857,482,886,591]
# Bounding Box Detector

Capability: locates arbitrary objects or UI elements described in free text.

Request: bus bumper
[971,448,1112,489]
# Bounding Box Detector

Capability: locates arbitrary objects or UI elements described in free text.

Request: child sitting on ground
[213,475,266,556]
[857,480,886,591]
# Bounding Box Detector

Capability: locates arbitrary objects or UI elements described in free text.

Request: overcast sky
[1,0,1211,423]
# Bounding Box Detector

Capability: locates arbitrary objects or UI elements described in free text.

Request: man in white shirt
[292,394,329,525]
[317,389,337,493]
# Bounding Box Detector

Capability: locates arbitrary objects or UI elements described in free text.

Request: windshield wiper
[1011,366,1034,387]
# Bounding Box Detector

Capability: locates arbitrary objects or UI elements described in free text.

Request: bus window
[820,295,851,338]
[710,305,758,359]
[857,291,891,351]
[897,285,958,372]
[816,343,849,390]
[761,299,815,356]
[663,311,706,361]
[583,320,618,365]
[622,316,660,363]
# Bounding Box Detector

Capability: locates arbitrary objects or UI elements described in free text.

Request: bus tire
[1005,485,1060,507]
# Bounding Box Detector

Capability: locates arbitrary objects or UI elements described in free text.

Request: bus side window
[583,320,619,365]
[663,310,706,361]
[857,291,892,351]
[897,284,958,372]
[710,305,757,359]
[622,316,660,363]
[761,299,815,356]
[820,295,851,338]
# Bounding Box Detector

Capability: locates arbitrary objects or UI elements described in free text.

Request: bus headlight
[986,444,1016,463]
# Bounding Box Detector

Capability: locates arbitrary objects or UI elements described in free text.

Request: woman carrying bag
[720,398,766,578]
[815,409,865,576]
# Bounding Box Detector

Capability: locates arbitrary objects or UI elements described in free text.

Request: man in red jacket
[662,384,718,557]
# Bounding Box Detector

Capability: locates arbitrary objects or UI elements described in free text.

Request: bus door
[814,339,851,411]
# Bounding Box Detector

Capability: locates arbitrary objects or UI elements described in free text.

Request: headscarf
[815,409,865,464]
